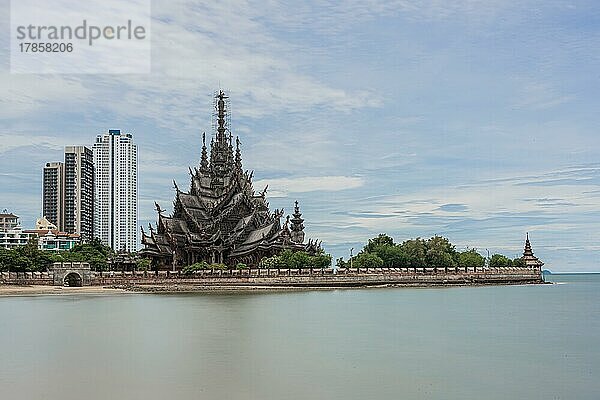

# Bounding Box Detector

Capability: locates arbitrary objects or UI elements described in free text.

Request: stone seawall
[0,272,54,286]
[1,267,544,290]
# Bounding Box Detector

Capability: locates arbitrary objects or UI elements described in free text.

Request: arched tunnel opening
[63,272,83,287]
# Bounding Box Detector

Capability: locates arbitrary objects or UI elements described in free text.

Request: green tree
[310,252,332,268]
[8,238,61,271]
[12,253,33,271]
[399,238,427,268]
[258,250,332,269]
[0,248,11,271]
[458,249,485,267]
[290,251,311,268]
[69,238,112,257]
[353,252,384,268]
[370,244,409,267]
[363,234,395,254]
[235,263,248,270]
[425,236,457,267]
[512,257,525,267]
[15,238,41,271]
[0,237,115,273]
[278,249,294,267]
[0,247,33,272]
[335,257,347,268]
[258,255,280,269]
[490,254,511,268]
[136,258,152,271]
[182,261,209,275]
[63,238,113,270]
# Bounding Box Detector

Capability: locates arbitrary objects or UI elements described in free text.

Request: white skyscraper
[93,130,138,252]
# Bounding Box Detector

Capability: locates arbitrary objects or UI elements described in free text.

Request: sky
[1,0,599,272]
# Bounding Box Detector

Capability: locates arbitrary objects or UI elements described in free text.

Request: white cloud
[0,75,91,119]
[0,133,82,153]
[513,82,575,110]
[0,0,382,131]
[254,176,364,197]
[260,0,528,34]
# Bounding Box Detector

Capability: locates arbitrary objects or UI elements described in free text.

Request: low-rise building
[0,226,36,249]
[0,216,81,251]
[0,210,19,232]
[24,229,80,252]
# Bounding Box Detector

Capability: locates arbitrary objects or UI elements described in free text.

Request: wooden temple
[140,91,321,268]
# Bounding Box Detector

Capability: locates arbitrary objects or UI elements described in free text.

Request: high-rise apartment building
[42,147,94,241]
[43,162,65,230]
[93,130,138,252]
[64,146,94,241]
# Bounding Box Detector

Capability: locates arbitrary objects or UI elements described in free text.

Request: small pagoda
[522,233,544,269]
[140,91,321,268]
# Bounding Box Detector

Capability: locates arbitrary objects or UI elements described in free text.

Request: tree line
[181,249,333,273]
[337,234,524,269]
[0,238,333,273]
[0,238,116,272]
[258,249,332,269]
[1,233,523,272]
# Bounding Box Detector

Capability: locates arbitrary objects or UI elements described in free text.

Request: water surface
[0,274,598,399]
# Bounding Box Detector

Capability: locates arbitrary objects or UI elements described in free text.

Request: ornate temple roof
[522,233,544,268]
[141,91,320,266]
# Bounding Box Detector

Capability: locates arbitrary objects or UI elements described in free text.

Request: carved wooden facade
[140,91,321,267]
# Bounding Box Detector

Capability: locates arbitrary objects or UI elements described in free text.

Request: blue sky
[1,0,599,271]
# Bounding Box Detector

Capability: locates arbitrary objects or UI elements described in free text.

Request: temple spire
[210,90,232,183]
[235,136,242,172]
[200,132,209,172]
[523,232,533,257]
[216,90,228,144]
[522,233,544,269]
[228,132,234,163]
[209,136,216,169]
[290,200,305,243]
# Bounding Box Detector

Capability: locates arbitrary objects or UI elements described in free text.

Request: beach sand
[0,285,128,297]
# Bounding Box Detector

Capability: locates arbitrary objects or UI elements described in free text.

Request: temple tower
[211,90,232,186]
[290,201,305,243]
[200,132,209,172]
[522,233,544,269]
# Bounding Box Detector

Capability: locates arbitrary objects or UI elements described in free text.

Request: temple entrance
[63,272,83,287]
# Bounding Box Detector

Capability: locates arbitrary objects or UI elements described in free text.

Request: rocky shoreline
[112,279,548,294]
[0,285,128,296]
[1,278,549,297]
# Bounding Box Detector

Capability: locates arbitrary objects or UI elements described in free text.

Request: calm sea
[0,274,598,400]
